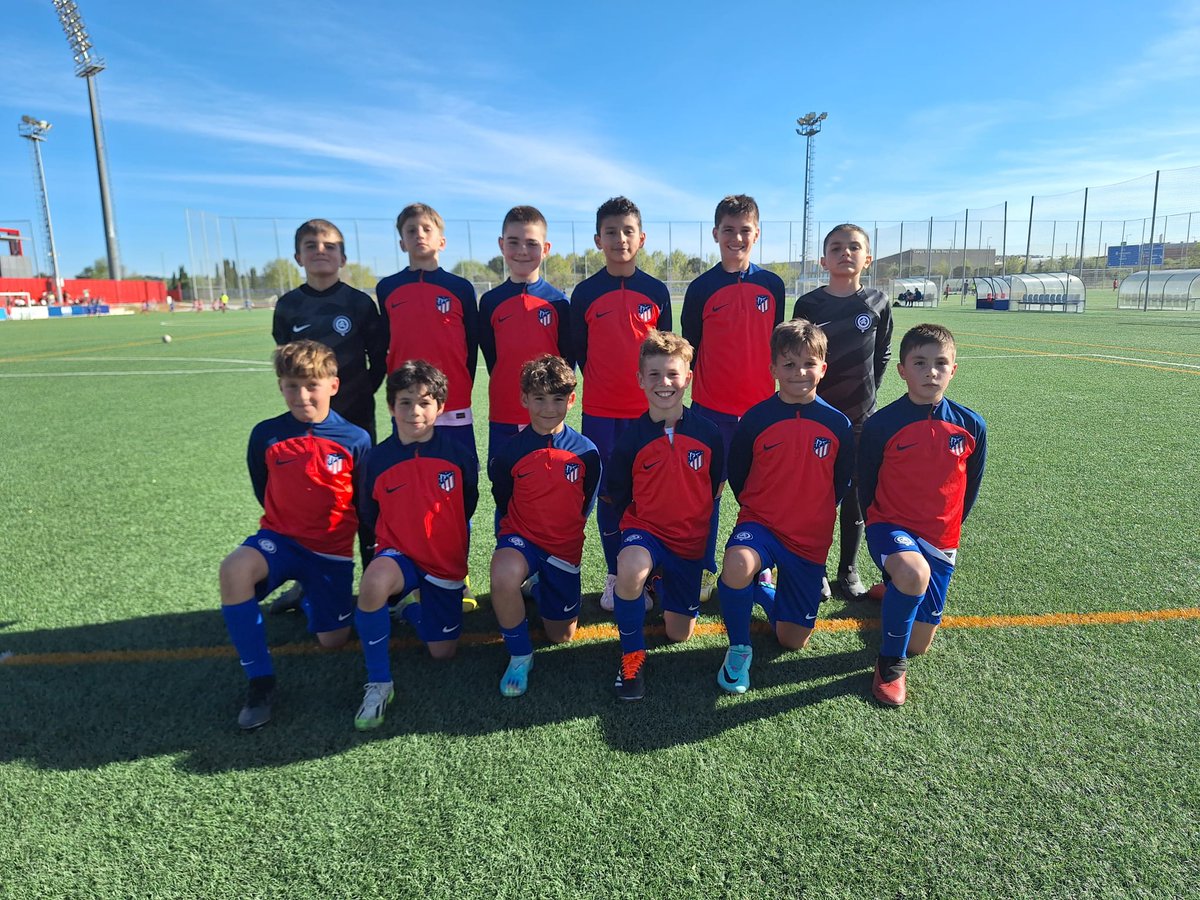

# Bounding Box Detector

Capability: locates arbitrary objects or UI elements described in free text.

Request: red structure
[0,277,166,304]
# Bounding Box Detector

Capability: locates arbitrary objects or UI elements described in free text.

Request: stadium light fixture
[18,116,63,299]
[795,111,828,285]
[52,0,121,281]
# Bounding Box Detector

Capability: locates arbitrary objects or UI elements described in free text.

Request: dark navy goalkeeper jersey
[682,262,785,416]
[272,282,387,428]
[489,425,601,566]
[606,408,723,560]
[248,410,372,558]
[728,394,854,564]
[569,268,672,418]
[858,394,987,549]
[376,268,478,411]
[359,429,479,581]
[792,286,893,425]
[478,278,573,426]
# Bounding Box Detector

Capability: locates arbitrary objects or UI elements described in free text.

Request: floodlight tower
[18,116,63,299]
[52,0,121,280]
[795,111,828,284]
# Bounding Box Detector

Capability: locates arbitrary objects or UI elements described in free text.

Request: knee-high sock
[500,619,533,658]
[719,581,754,647]
[838,486,865,574]
[880,583,924,658]
[222,598,273,680]
[597,499,622,575]
[355,606,393,683]
[614,588,647,654]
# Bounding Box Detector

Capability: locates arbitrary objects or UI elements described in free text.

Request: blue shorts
[496,534,582,621]
[725,522,825,625]
[865,523,957,625]
[241,530,354,634]
[690,401,739,480]
[374,548,465,640]
[618,529,704,618]
[582,413,638,480]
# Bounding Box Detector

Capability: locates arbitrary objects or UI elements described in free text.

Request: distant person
[217,340,371,729]
[1112,277,1119,290]
[478,206,573,469]
[488,355,600,698]
[913,288,923,303]
[569,197,672,611]
[858,323,987,706]
[351,361,478,730]
[792,224,893,601]
[715,319,853,694]
[681,194,785,602]
[219,292,229,312]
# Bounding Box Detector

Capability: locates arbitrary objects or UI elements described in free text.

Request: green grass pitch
[1,293,1198,898]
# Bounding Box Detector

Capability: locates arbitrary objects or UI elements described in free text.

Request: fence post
[1024,196,1034,274]
[1144,170,1160,311]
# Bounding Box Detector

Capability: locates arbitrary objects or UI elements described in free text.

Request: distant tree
[261,258,301,293]
[451,259,502,284]
[341,262,376,290]
[76,257,109,279]
[168,265,191,293]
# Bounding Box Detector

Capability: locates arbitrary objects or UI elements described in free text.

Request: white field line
[24,355,273,365]
[0,368,269,378]
[965,353,1200,370]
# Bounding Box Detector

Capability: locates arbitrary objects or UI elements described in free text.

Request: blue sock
[753,579,777,625]
[355,606,393,683]
[500,619,533,658]
[221,598,273,680]
[597,499,621,574]
[719,580,754,647]
[401,599,422,630]
[880,583,924,658]
[614,588,647,653]
[704,498,721,572]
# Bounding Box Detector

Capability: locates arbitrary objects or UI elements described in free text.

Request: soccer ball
[162,334,172,344]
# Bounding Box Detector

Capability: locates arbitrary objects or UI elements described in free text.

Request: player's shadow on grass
[0,599,880,773]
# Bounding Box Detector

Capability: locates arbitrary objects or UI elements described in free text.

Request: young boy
[605,331,723,701]
[715,320,853,694]
[569,197,672,610]
[488,355,601,698]
[793,224,893,601]
[682,194,786,595]
[218,340,372,729]
[351,360,479,730]
[478,206,573,467]
[270,219,388,613]
[858,323,986,707]
[376,203,481,606]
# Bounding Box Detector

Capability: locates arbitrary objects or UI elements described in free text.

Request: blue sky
[3,0,1198,278]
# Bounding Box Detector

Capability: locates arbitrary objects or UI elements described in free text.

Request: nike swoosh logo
[498,314,513,322]
[367,635,388,646]
[711,303,729,312]
[389,300,408,309]
[239,659,256,667]
[338,611,352,621]
[642,461,660,470]
[563,602,580,613]
[516,472,533,479]
[619,628,638,636]
[442,625,459,634]
[815,321,832,328]
[896,443,917,451]
[291,324,311,332]
[805,613,817,621]
[886,631,906,638]
[385,483,408,493]
[274,457,301,465]
[688,604,700,612]
[595,310,612,318]
[763,442,783,451]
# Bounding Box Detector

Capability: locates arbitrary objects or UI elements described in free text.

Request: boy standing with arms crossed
[715,320,853,694]
[682,195,786,594]
[352,360,478,730]
[793,224,893,600]
[489,355,601,698]
[218,341,372,729]
[605,331,723,701]
[478,206,573,468]
[858,323,986,706]
[570,197,672,610]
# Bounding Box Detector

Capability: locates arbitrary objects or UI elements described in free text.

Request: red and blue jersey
[605,408,724,560]
[376,267,478,411]
[489,425,601,566]
[247,410,372,558]
[359,429,479,581]
[858,394,987,549]
[569,268,672,418]
[728,394,854,564]
[682,263,785,416]
[478,278,573,426]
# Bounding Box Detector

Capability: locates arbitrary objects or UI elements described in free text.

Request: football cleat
[699,569,719,603]
[872,659,908,706]
[820,575,832,601]
[717,644,753,695]
[499,653,534,698]
[614,650,646,701]
[462,575,478,613]
[833,567,868,600]
[268,582,304,615]
[354,681,395,730]
[237,675,275,730]
[599,574,618,612]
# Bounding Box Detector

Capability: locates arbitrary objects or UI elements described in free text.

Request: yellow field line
[955,330,1200,360]
[4,607,1197,668]
[0,327,262,364]
[959,341,1200,376]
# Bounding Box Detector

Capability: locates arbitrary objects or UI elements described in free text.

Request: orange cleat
[872,661,907,706]
[866,582,886,602]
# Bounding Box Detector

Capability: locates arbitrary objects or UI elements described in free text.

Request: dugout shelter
[1008,273,1085,313]
[1117,269,1200,311]
[890,278,939,307]
[972,276,1010,310]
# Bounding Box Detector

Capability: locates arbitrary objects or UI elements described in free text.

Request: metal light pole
[795,112,828,286]
[52,0,121,280]
[19,116,62,300]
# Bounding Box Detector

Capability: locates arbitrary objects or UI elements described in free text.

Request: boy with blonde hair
[715,320,854,694]
[605,330,723,701]
[218,340,372,729]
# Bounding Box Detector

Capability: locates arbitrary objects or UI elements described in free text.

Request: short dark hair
[294,219,345,255]
[521,354,576,395]
[396,203,445,235]
[386,359,448,406]
[822,223,871,254]
[595,196,642,235]
[899,323,956,363]
[714,194,759,228]
[770,319,828,363]
[274,340,338,379]
[502,205,547,233]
